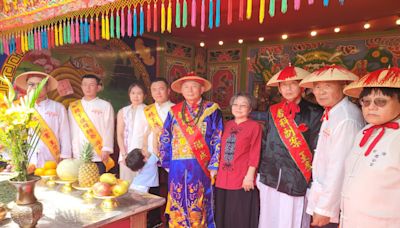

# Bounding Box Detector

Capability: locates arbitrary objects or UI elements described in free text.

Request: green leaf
[27,76,48,108]
[0,76,15,106]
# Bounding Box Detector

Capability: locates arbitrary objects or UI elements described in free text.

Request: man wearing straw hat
[159,72,223,228]
[14,71,72,168]
[340,67,400,228]
[299,65,365,228]
[257,65,323,228]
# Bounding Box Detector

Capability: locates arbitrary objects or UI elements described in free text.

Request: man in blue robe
[159,73,223,228]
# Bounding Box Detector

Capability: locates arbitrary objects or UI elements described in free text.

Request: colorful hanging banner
[0,0,340,55]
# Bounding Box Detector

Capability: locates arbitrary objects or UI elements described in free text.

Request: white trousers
[257,177,310,228]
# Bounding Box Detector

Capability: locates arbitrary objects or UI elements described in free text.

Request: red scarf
[359,122,399,156]
[283,101,300,119]
[320,107,331,121]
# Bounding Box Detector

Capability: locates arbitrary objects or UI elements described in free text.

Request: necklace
[181,99,205,126]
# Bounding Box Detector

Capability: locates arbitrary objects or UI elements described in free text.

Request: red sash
[171,102,212,179]
[270,102,313,183]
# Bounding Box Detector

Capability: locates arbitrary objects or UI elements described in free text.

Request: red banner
[171,102,211,179]
[270,101,313,183]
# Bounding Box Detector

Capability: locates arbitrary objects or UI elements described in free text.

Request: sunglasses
[359,97,389,108]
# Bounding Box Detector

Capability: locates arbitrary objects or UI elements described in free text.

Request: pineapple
[78,143,100,187]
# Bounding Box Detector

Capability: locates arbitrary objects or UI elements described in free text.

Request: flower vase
[9,176,43,228]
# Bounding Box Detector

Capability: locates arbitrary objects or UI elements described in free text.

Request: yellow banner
[144,104,163,129]
[33,110,60,162]
[70,100,115,171]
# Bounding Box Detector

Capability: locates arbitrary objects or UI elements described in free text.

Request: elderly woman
[215,92,262,228]
[340,67,400,228]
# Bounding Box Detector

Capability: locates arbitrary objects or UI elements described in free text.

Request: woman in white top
[341,67,400,228]
[117,82,148,182]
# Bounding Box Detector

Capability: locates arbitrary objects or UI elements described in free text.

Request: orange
[34,168,45,176]
[43,169,57,176]
[43,161,57,170]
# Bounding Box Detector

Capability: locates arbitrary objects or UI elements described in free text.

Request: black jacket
[258,99,323,196]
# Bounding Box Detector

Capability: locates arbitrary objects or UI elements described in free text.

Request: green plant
[0,75,48,181]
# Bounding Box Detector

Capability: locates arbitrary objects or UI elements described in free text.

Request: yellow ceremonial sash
[144,104,163,129]
[270,101,313,183]
[70,100,115,171]
[33,110,60,162]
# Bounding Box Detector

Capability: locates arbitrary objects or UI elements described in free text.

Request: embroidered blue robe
[160,101,223,228]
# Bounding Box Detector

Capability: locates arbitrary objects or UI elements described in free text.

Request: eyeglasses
[359,98,389,108]
[231,104,249,109]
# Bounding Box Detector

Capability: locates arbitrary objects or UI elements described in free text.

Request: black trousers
[95,162,106,175]
[147,186,162,228]
[215,187,260,228]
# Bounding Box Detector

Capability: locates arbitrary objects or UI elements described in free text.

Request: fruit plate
[41,175,57,179]
[54,179,76,193]
[40,175,57,187]
[92,194,118,199]
[71,183,91,191]
[54,179,76,184]
[92,193,127,211]
[92,190,128,199]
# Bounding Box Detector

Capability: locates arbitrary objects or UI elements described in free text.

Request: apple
[111,183,128,196]
[99,173,117,185]
[92,182,112,196]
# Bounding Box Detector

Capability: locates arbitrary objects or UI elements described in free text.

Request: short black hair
[151,78,169,87]
[359,87,400,102]
[125,148,145,172]
[82,74,101,85]
[128,82,147,96]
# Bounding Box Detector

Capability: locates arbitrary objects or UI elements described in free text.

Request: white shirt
[306,97,364,223]
[68,97,115,162]
[127,101,174,190]
[340,119,400,228]
[118,103,148,162]
[156,101,174,120]
[30,99,72,168]
[146,101,174,154]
